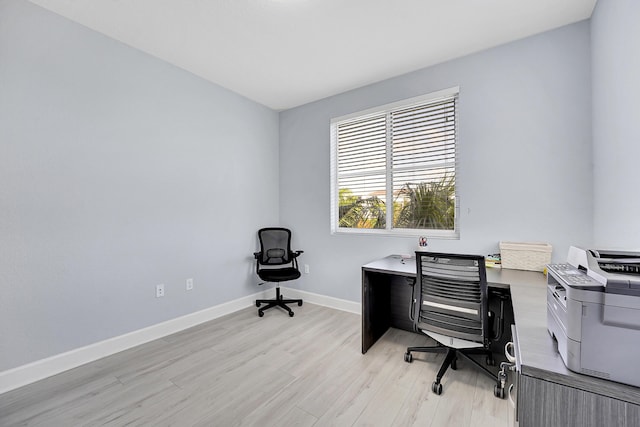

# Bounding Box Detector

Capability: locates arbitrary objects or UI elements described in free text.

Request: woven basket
[499,241,552,272]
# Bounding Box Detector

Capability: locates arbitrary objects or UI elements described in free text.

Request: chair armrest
[291,250,304,258]
[253,252,261,259]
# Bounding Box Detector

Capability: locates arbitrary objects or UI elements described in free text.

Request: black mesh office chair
[404,252,506,398]
[253,227,304,317]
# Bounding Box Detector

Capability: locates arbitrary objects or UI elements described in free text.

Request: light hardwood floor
[0,303,512,426]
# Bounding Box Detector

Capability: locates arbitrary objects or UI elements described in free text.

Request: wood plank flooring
[0,303,512,426]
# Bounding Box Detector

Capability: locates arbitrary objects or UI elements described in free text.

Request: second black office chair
[404,251,506,398]
[253,227,303,317]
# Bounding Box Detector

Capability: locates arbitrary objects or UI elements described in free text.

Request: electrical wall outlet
[156,284,165,298]
[304,264,310,274]
[186,278,194,291]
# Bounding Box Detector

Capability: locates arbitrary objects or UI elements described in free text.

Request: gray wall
[591,0,640,248]
[0,0,279,371]
[280,21,593,303]
[3,0,620,374]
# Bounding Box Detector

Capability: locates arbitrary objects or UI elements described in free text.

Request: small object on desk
[499,241,552,272]
[417,236,428,251]
[486,253,502,268]
[399,254,412,264]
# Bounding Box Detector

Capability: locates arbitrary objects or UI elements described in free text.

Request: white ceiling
[28,0,597,111]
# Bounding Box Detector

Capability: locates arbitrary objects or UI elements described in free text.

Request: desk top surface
[363,255,640,403]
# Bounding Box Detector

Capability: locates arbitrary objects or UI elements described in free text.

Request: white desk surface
[362,255,416,276]
[362,255,640,404]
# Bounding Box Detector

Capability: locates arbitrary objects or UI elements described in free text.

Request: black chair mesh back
[258,228,293,266]
[416,252,488,344]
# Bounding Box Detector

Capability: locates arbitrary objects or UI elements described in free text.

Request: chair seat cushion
[422,329,484,349]
[258,267,301,282]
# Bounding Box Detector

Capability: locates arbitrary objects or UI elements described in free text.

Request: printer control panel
[547,263,600,287]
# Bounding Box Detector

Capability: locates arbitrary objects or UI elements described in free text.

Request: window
[330,87,459,238]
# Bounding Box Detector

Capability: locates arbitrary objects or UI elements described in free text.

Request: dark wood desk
[361,255,416,354]
[362,255,640,427]
[361,254,512,354]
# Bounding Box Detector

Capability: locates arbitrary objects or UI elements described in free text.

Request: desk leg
[362,269,373,354]
[362,269,391,354]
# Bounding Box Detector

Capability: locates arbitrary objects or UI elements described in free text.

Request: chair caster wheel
[289,311,294,317]
[256,302,261,308]
[494,384,505,399]
[432,382,443,395]
[298,301,303,306]
[451,359,457,370]
[404,352,413,363]
[258,311,264,317]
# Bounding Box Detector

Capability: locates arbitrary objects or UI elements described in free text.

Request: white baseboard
[0,290,268,395]
[0,288,360,394]
[280,286,361,314]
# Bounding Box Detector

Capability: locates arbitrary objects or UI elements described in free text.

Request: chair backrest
[414,252,488,345]
[257,228,294,266]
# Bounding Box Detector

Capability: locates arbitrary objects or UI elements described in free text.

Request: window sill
[331,228,459,240]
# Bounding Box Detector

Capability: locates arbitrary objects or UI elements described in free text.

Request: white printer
[546,246,640,388]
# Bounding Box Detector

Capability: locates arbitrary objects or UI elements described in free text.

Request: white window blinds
[331,89,458,236]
